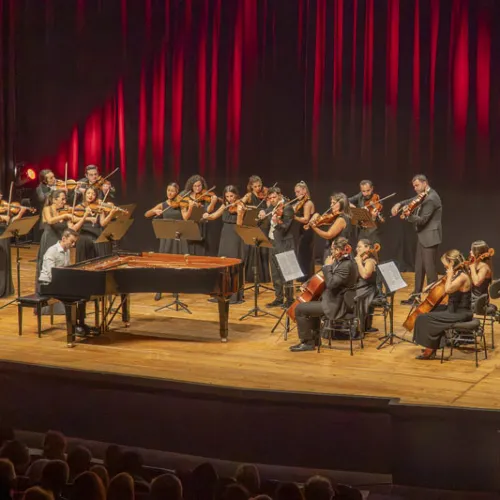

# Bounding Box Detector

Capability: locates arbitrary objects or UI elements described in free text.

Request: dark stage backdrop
[4,0,500,269]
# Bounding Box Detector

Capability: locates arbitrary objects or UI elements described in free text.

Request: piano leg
[217,297,230,342]
[64,302,77,348]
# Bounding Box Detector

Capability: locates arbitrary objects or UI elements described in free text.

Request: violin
[55,179,82,191]
[92,201,129,214]
[57,205,91,217]
[255,187,269,200]
[360,243,381,261]
[293,194,310,214]
[304,210,339,230]
[364,194,383,222]
[0,200,37,215]
[193,186,220,204]
[400,190,428,220]
[225,200,245,214]
[165,195,190,210]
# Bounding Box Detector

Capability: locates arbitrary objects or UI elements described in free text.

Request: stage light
[14,163,38,187]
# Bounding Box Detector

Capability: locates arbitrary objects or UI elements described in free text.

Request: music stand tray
[96,218,134,246]
[188,206,205,223]
[242,208,259,228]
[116,203,137,220]
[351,207,376,228]
[152,219,202,242]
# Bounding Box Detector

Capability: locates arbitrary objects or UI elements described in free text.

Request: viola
[470,248,495,264]
[364,194,383,222]
[304,210,339,230]
[400,191,428,220]
[360,243,381,261]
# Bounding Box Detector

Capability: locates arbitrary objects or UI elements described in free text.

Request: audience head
[223,483,250,500]
[104,445,123,478]
[192,462,218,500]
[70,471,105,500]
[42,431,66,460]
[107,472,134,500]
[235,464,260,495]
[304,476,334,500]
[90,465,109,489]
[26,459,49,485]
[150,473,182,500]
[41,460,69,496]
[23,487,54,500]
[67,445,92,480]
[275,482,303,500]
[0,440,30,474]
[121,450,144,478]
[0,458,15,497]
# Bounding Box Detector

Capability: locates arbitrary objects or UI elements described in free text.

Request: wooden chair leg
[18,303,23,336]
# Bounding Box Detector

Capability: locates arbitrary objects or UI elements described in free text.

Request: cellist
[413,249,472,360]
[289,237,357,352]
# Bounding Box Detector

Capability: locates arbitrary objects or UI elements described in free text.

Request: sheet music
[275,250,304,282]
[377,261,407,294]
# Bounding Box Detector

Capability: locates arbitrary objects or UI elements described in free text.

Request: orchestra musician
[242,175,271,284]
[0,195,28,298]
[391,175,442,305]
[354,239,379,335]
[469,240,493,309]
[203,185,245,304]
[308,192,352,261]
[289,237,358,352]
[258,187,295,308]
[35,169,57,212]
[413,249,472,360]
[184,175,219,256]
[292,181,315,282]
[349,180,381,244]
[77,165,113,200]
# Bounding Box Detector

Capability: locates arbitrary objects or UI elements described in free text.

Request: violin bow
[159,189,190,215]
[6,181,13,220]
[366,192,397,209]
[193,185,217,203]
[102,167,120,182]
[64,162,68,191]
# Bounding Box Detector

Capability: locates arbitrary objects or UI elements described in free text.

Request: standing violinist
[390,175,442,305]
[145,182,196,301]
[308,192,352,261]
[292,181,315,282]
[77,165,112,200]
[202,185,245,304]
[183,175,219,256]
[35,169,57,211]
[349,180,381,244]
[241,175,271,284]
[413,249,472,360]
[289,237,358,352]
[258,187,295,308]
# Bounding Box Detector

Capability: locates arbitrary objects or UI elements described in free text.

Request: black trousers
[295,301,324,343]
[414,242,439,293]
[270,247,294,302]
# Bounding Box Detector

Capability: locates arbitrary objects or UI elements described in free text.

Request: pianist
[39,228,93,335]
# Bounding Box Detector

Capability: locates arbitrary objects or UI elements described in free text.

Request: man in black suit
[258,187,295,308]
[349,179,381,244]
[290,237,358,352]
[391,174,442,304]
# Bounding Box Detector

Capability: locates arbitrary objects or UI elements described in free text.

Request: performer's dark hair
[267,187,281,196]
[223,185,239,204]
[333,236,349,251]
[39,169,54,184]
[165,182,180,196]
[85,164,99,174]
[330,192,351,216]
[48,189,66,204]
[360,179,373,187]
[412,174,428,183]
[246,175,263,193]
[184,175,207,192]
[62,228,78,239]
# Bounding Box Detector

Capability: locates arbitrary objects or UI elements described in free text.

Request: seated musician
[39,228,94,335]
[469,240,493,309]
[289,237,358,352]
[413,249,472,360]
[354,239,379,336]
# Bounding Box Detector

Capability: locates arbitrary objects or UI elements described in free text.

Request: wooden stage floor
[1,247,500,411]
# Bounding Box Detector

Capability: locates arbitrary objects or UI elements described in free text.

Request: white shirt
[39,242,71,283]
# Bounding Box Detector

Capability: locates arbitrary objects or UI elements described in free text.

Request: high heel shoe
[416,349,436,360]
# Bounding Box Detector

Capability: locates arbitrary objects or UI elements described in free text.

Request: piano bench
[17,294,58,338]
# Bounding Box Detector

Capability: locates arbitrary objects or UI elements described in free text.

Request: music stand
[116,203,137,220]
[236,225,278,321]
[96,218,134,254]
[271,250,304,340]
[152,219,202,314]
[0,215,39,310]
[242,207,259,227]
[351,207,376,229]
[376,260,411,349]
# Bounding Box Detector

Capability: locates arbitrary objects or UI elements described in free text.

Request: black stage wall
[3,0,500,268]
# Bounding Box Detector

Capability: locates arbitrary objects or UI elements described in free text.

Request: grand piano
[43,252,243,344]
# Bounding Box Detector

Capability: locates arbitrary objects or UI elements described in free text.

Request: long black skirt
[355,284,377,333]
[414,306,472,350]
[0,238,14,298]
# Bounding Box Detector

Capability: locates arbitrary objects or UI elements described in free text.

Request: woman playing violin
[414,249,472,360]
[202,185,245,304]
[308,192,352,261]
[184,175,219,256]
[292,181,315,282]
[241,175,272,284]
[469,240,493,309]
[354,239,379,336]
[0,193,28,298]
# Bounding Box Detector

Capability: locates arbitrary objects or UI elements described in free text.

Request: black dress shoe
[281,301,294,309]
[290,342,315,352]
[400,298,416,306]
[207,297,218,303]
[365,327,379,333]
[154,292,162,301]
[266,299,283,308]
[75,325,88,337]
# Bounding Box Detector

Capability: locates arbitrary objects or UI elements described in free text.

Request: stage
[0,247,499,410]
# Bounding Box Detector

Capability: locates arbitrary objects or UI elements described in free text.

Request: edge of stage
[0,358,499,492]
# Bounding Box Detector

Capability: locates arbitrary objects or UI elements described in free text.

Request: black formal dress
[158,202,188,255]
[413,273,472,350]
[471,276,491,310]
[322,213,352,261]
[348,192,381,244]
[244,192,271,283]
[293,203,315,282]
[217,210,245,303]
[295,256,358,343]
[0,224,14,298]
[76,219,101,263]
[355,259,378,333]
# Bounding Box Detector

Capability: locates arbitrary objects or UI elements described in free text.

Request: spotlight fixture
[14,162,38,187]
